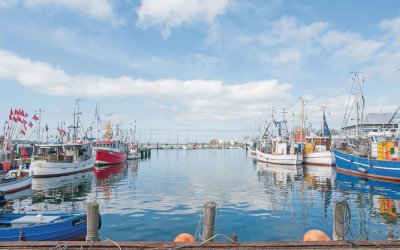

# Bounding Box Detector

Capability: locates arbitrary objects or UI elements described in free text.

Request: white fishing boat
[302,109,335,166]
[256,138,303,165]
[29,142,95,178]
[0,169,33,194]
[256,106,303,165]
[127,146,141,160]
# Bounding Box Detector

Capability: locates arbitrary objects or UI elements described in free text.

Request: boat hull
[30,156,95,178]
[303,151,335,166]
[256,149,303,165]
[333,149,400,182]
[0,213,87,241]
[95,149,127,165]
[0,170,33,194]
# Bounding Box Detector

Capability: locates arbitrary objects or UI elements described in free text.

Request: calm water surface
[6,149,400,241]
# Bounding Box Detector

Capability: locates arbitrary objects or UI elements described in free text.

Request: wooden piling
[86,201,100,241]
[333,201,346,241]
[202,202,217,242]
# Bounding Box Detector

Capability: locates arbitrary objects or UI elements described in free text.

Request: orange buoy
[173,233,195,243]
[303,229,331,241]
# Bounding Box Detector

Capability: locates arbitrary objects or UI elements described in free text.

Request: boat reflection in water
[29,171,94,213]
[94,162,127,181]
[335,171,400,240]
[303,165,334,218]
[256,162,301,212]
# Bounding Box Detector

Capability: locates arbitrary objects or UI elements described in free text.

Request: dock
[1,240,400,249]
[139,147,151,158]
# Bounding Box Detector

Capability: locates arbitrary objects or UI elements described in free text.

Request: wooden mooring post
[333,201,346,241]
[202,202,217,242]
[86,201,100,241]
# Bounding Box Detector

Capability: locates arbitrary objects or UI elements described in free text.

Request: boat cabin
[304,136,331,153]
[94,140,128,153]
[32,143,93,163]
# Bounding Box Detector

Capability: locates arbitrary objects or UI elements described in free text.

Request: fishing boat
[256,107,303,165]
[303,109,335,166]
[0,213,87,241]
[93,140,128,165]
[93,121,128,165]
[0,169,33,194]
[332,73,400,182]
[127,144,141,160]
[29,142,95,178]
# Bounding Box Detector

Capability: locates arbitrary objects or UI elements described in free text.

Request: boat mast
[74,99,83,142]
[37,109,42,143]
[95,103,100,140]
[300,97,306,145]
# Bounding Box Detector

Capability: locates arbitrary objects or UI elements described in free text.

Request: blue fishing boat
[333,148,400,182]
[333,73,400,182]
[0,213,87,241]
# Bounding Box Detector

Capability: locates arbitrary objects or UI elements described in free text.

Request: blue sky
[0,0,399,143]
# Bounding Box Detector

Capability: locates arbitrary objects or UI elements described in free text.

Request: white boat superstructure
[29,143,95,178]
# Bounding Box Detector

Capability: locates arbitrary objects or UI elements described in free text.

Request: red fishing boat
[93,140,128,165]
[93,121,128,165]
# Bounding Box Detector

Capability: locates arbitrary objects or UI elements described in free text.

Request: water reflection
[335,171,400,240]
[29,171,94,213]
[303,165,334,218]
[1,150,400,241]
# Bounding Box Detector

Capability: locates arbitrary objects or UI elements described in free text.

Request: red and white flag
[32,114,39,121]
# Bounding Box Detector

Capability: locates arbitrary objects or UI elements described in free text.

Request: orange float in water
[173,233,195,243]
[303,229,331,241]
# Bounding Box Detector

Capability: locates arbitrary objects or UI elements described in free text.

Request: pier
[139,147,151,159]
[1,240,399,249]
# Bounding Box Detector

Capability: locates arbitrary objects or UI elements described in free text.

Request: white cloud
[136,0,229,38]
[22,0,123,24]
[379,17,400,38]
[320,30,384,63]
[0,49,293,122]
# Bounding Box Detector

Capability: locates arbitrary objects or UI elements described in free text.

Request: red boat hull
[95,149,127,165]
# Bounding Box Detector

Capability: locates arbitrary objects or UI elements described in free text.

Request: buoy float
[173,233,195,243]
[303,229,331,241]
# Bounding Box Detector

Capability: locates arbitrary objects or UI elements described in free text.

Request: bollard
[333,201,346,241]
[86,201,100,241]
[202,202,217,242]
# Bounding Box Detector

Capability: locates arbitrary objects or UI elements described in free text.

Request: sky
[0,0,399,143]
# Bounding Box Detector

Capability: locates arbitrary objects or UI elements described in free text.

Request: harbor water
[6,149,400,241]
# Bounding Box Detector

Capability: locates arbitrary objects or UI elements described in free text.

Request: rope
[199,233,238,245]
[51,243,68,250]
[194,210,204,240]
[104,237,122,250]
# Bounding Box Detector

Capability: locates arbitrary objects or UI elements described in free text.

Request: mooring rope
[104,237,122,250]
